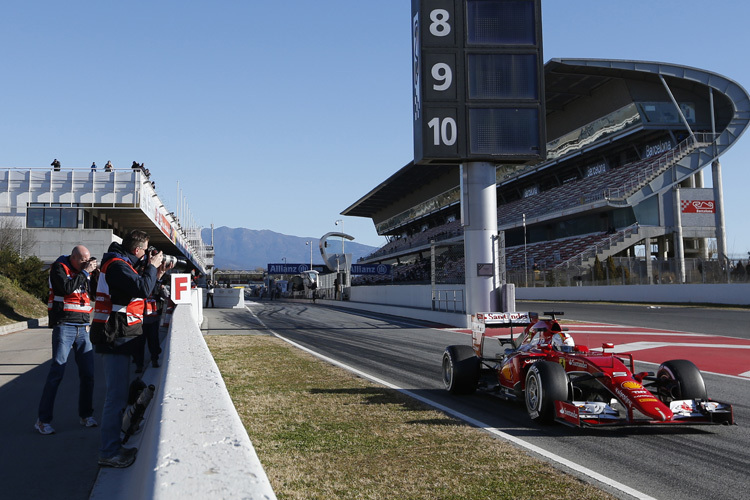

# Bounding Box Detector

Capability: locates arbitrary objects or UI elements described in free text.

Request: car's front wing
[554,399,734,427]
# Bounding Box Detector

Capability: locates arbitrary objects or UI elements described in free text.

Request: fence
[508,257,749,287]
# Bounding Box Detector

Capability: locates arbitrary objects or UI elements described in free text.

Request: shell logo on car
[622,381,644,390]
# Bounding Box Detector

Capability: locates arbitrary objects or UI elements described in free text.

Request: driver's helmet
[550,331,575,351]
[526,321,575,351]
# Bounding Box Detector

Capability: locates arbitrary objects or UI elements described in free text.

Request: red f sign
[170,274,192,304]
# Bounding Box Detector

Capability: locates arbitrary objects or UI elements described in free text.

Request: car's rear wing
[471,312,538,357]
[475,312,538,327]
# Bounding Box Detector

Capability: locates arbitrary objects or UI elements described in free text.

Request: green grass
[207,335,615,500]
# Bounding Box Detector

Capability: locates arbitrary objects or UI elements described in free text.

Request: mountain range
[201,227,378,270]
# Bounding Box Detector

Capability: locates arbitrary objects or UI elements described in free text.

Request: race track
[206,300,750,500]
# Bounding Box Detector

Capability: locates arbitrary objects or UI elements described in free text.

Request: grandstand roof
[342,58,750,222]
[341,163,457,218]
[544,59,615,112]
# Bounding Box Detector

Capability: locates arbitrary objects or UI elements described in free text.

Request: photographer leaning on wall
[91,230,172,468]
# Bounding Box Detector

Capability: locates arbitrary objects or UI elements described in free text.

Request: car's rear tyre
[525,361,568,424]
[657,359,707,403]
[442,345,479,394]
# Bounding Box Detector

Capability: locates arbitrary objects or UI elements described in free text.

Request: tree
[0,248,48,303]
[593,256,605,282]
[606,256,620,280]
[618,264,631,284]
[0,216,36,255]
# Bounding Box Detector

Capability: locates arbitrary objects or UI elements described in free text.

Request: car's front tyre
[525,361,568,424]
[657,359,707,403]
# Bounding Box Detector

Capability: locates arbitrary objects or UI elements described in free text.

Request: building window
[27,208,44,228]
[26,206,79,228]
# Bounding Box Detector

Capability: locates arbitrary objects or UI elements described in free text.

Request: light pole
[335,220,346,301]
[305,240,313,271]
[334,219,345,254]
[523,213,528,288]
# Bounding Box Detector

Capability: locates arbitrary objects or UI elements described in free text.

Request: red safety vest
[92,258,145,327]
[47,261,92,315]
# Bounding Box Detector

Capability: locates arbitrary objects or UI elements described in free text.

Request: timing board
[411,0,546,164]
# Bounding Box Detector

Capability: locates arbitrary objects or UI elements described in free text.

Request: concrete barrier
[90,300,276,500]
[212,287,245,309]
[515,283,750,306]
[0,316,48,336]
[340,283,750,329]
[349,283,750,308]
[349,283,462,309]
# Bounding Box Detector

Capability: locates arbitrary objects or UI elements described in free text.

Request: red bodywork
[468,312,734,427]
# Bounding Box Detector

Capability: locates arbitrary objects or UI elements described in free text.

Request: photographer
[91,230,170,468]
[133,267,169,371]
[35,245,98,435]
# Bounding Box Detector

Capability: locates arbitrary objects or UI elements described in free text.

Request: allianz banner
[350,264,391,276]
[267,263,311,274]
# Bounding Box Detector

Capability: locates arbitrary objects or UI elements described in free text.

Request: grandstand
[343,59,750,286]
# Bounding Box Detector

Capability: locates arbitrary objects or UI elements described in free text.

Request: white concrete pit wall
[90,298,276,500]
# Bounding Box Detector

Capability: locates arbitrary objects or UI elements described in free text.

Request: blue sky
[1,1,749,258]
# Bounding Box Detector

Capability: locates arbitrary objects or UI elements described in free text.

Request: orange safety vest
[47,261,92,315]
[92,257,146,327]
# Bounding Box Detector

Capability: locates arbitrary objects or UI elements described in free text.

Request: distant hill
[201,227,378,270]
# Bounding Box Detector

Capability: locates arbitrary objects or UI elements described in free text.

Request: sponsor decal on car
[671,400,699,416]
[701,401,721,412]
[638,397,659,403]
[556,401,581,426]
[481,312,532,324]
[560,406,578,419]
[622,381,644,390]
[630,389,650,394]
[615,387,634,408]
[501,364,513,381]
[568,359,587,369]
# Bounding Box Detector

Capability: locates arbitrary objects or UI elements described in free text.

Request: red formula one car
[441,311,734,427]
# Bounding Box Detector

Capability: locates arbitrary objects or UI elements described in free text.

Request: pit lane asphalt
[216,299,750,500]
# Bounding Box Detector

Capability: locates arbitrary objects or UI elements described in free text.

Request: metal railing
[584,132,715,205]
[511,256,749,287]
[555,224,641,270]
[431,289,465,313]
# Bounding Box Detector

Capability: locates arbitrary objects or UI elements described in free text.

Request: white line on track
[610,341,750,352]
[566,330,709,337]
[246,305,656,500]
